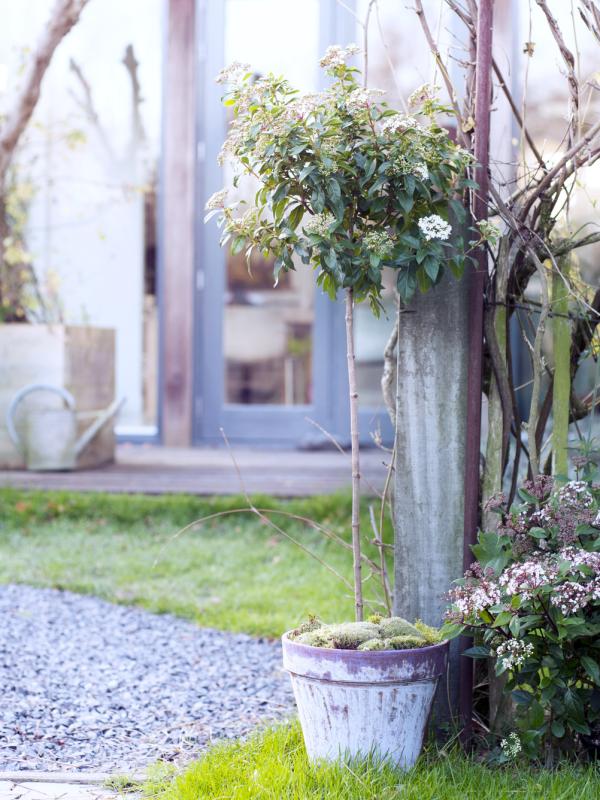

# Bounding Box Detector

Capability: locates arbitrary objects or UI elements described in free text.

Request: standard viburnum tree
[207,44,472,621]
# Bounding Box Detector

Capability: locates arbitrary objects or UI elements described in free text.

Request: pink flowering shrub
[444,475,600,758]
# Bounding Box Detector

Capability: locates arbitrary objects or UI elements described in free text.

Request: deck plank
[0,445,390,497]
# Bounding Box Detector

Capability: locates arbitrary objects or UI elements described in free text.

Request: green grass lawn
[3,488,600,796]
[141,722,600,800]
[0,488,385,637]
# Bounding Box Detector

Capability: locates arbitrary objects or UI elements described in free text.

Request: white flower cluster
[205,188,228,211]
[550,581,590,616]
[344,87,385,113]
[589,579,600,601]
[380,114,420,135]
[289,92,322,119]
[558,480,594,509]
[453,582,501,617]
[494,639,534,670]
[215,61,251,85]
[364,230,395,259]
[559,546,600,576]
[304,212,336,237]
[418,214,452,241]
[499,560,555,600]
[412,162,429,181]
[319,44,361,69]
[501,732,522,759]
[408,83,438,108]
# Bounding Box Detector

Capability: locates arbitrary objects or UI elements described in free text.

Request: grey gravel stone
[0,585,294,772]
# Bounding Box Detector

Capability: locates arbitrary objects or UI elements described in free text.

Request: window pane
[222,0,319,405]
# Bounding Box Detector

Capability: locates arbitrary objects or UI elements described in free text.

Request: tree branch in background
[579,0,600,44]
[413,0,470,147]
[535,0,579,145]
[122,43,147,146]
[69,58,116,163]
[0,0,90,183]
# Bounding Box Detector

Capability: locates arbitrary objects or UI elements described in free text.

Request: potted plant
[207,45,474,768]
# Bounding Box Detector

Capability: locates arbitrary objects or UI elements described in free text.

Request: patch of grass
[141,722,600,800]
[0,489,389,638]
[103,774,143,793]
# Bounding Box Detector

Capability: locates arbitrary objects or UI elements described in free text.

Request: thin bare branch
[535,0,579,145]
[368,504,392,615]
[0,0,90,181]
[413,0,470,147]
[69,58,116,162]
[122,44,147,146]
[345,288,364,621]
[517,117,600,222]
[381,298,399,426]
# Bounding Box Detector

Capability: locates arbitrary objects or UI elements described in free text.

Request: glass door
[194,0,392,446]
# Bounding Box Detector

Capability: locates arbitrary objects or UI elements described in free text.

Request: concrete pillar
[393,270,469,706]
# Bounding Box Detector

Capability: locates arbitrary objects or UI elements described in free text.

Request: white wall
[0,0,163,429]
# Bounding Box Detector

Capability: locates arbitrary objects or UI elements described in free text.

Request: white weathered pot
[282,633,448,769]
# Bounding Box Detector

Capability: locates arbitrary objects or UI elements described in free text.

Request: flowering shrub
[444,475,600,758]
[206,45,474,311]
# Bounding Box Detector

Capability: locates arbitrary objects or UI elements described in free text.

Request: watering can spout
[74,397,126,457]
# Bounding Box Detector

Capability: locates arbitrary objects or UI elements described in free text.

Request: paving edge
[0,772,146,784]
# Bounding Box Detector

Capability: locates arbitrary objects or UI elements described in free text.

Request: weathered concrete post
[393,270,469,704]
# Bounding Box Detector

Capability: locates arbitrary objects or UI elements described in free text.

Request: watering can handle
[6,384,76,456]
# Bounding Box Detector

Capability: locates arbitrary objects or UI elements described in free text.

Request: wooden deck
[0,444,389,497]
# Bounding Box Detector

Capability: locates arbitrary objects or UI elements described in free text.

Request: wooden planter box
[0,324,116,469]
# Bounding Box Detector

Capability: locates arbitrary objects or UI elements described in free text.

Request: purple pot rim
[281,631,450,657]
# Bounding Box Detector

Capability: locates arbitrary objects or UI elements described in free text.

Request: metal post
[460,0,494,744]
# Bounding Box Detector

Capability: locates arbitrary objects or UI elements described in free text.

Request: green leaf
[327,178,341,203]
[509,615,521,637]
[582,655,600,685]
[471,531,511,575]
[231,235,246,256]
[298,163,316,182]
[397,269,416,302]
[512,689,532,706]
[287,205,304,231]
[551,720,565,738]
[311,189,325,214]
[398,193,414,214]
[528,527,548,539]
[518,488,538,504]
[449,198,467,224]
[464,645,491,659]
[364,159,376,181]
[416,267,431,293]
[440,622,465,640]
[272,183,288,204]
[528,700,545,729]
[492,611,512,628]
[423,256,440,282]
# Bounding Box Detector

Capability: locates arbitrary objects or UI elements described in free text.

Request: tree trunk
[345,288,363,622]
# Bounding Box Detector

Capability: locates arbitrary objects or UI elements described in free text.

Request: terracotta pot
[282,633,448,769]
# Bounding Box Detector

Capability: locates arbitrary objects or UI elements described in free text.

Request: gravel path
[0,585,294,772]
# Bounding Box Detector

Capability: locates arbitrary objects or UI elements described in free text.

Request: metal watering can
[6,383,125,471]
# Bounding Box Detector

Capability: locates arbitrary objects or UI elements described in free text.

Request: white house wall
[0,0,163,430]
